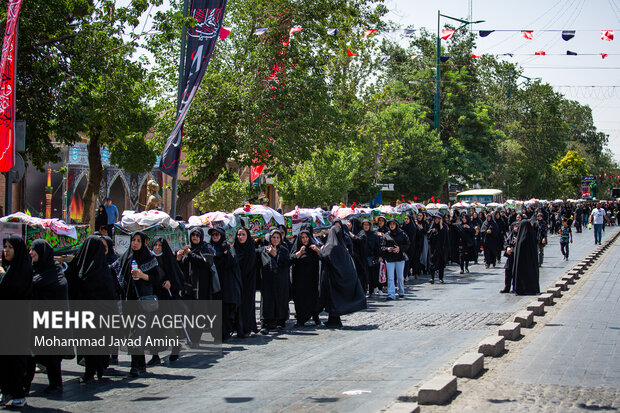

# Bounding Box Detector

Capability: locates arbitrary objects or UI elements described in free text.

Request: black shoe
[260,328,269,335]
[500,289,509,293]
[169,354,179,362]
[485,265,489,269]
[79,374,95,384]
[430,279,434,284]
[398,295,405,298]
[465,269,469,273]
[386,297,394,301]
[294,322,305,328]
[43,385,63,395]
[128,367,140,378]
[147,355,161,366]
[313,316,322,326]
[439,279,444,284]
[96,368,104,380]
[459,270,464,274]
[324,322,343,329]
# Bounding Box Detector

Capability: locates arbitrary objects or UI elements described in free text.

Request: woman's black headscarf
[31,239,65,290]
[189,227,214,256]
[261,229,287,270]
[95,204,108,230]
[208,227,227,256]
[349,218,362,236]
[100,235,118,265]
[111,231,158,288]
[293,229,316,259]
[65,235,117,300]
[233,227,256,275]
[151,237,184,293]
[0,236,33,300]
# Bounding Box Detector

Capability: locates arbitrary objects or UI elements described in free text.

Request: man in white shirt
[589,203,609,245]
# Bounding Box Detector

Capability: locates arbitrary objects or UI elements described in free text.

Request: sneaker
[376,289,386,296]
[439,279,444,284]
[0,394,12,406]
[430,279,434,284]
[8,398,26,408]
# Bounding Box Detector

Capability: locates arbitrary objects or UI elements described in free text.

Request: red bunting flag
[471,54,481,58]
[347,50,358,56]
[219,26,232,40]
[535,50,546,55]
[364,29,378,37]
[521,30,533,40]
[250,163,265,182]
[410,54,422,59]
[289,26,303,36]
[601,30,614,41]
[601,53,609,59]
[441,29,455,40]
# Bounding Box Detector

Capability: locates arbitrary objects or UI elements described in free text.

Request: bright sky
[134,0,620,162]
[386,0,620,162]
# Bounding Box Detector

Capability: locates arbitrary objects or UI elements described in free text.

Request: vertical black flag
[160,0,228,177]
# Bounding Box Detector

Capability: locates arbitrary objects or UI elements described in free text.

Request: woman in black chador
[481,213,499,268]
[501,222,520,293]
[231,227,258,337]
[290,229,322,327]
[209,227,242,341]
[178,227,220,345]
[401,214,419,280]
[28,240,69,394]
[513,219,540,295]
[454,214,476,274]
[0,236,33,408]
[427,214,449,284]
[259,229,290,334]
[112,232,161,377]
[149,237,185,364]
[66,236,118,383]
[318,225,367,328]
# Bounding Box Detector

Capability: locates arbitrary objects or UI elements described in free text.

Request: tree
[53,1,158,226]
[149,0,388,212]
[553,151,589,199]
[366,102,447,201]
[193,169,252,212]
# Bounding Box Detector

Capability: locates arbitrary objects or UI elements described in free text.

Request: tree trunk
[175,171,222,217]
[82,135,103,229]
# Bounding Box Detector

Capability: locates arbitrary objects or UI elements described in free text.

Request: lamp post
[435,11,485,132]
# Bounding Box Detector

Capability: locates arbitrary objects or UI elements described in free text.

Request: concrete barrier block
[561,275,576,285]
[514,310,534,328]
[418,375,457,405]
[555,279,569,291]
[538,293,554,305]
[384,402,420,413]
[498,322,521,340]
[547,287,562,298]
[478,335,505,357]
[452,352,484,378]
[527,301,545,315]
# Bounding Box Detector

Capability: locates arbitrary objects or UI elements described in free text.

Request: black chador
[513,220,540,295]
[318,226,367,328]
[290,230,321,326]
[480,215,499,267]
[259,229,290,333]
[427,216,449,283]
[231,227,258,336]
[209,227,242,340]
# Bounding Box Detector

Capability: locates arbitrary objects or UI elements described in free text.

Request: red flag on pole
[347,50,358,56]
[219,26,232,40]
[0,0,23,173]
[601,30,614,41]
[534,50,546,55]
[441,30,455,40]
[364,29,378,38]
[601,53,609,59]
[250,164,265,182]
[521,30,533,40]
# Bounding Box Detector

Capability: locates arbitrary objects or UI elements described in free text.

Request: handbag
[379,261,387,283]
[133,281,159,313]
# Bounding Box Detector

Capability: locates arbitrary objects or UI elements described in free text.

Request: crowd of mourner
[0,199,618,407]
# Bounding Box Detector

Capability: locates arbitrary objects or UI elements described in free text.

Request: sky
[133,0,620,162]
[385,0,620,162]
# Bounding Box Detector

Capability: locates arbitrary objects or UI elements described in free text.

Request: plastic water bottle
[131,260,139,280]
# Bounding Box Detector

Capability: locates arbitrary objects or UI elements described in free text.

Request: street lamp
[435,11,485,132]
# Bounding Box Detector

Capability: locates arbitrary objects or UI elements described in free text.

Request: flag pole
[171,0,190,219]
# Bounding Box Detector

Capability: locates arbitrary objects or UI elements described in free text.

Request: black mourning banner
[160,0,228,177]
[0,300,222,355]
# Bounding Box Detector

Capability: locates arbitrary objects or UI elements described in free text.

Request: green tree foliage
[149,0,387,211]
[193,170,252,212]
[553,151,589,199]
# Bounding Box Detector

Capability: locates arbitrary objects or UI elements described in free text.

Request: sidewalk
[424,229,620,413]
